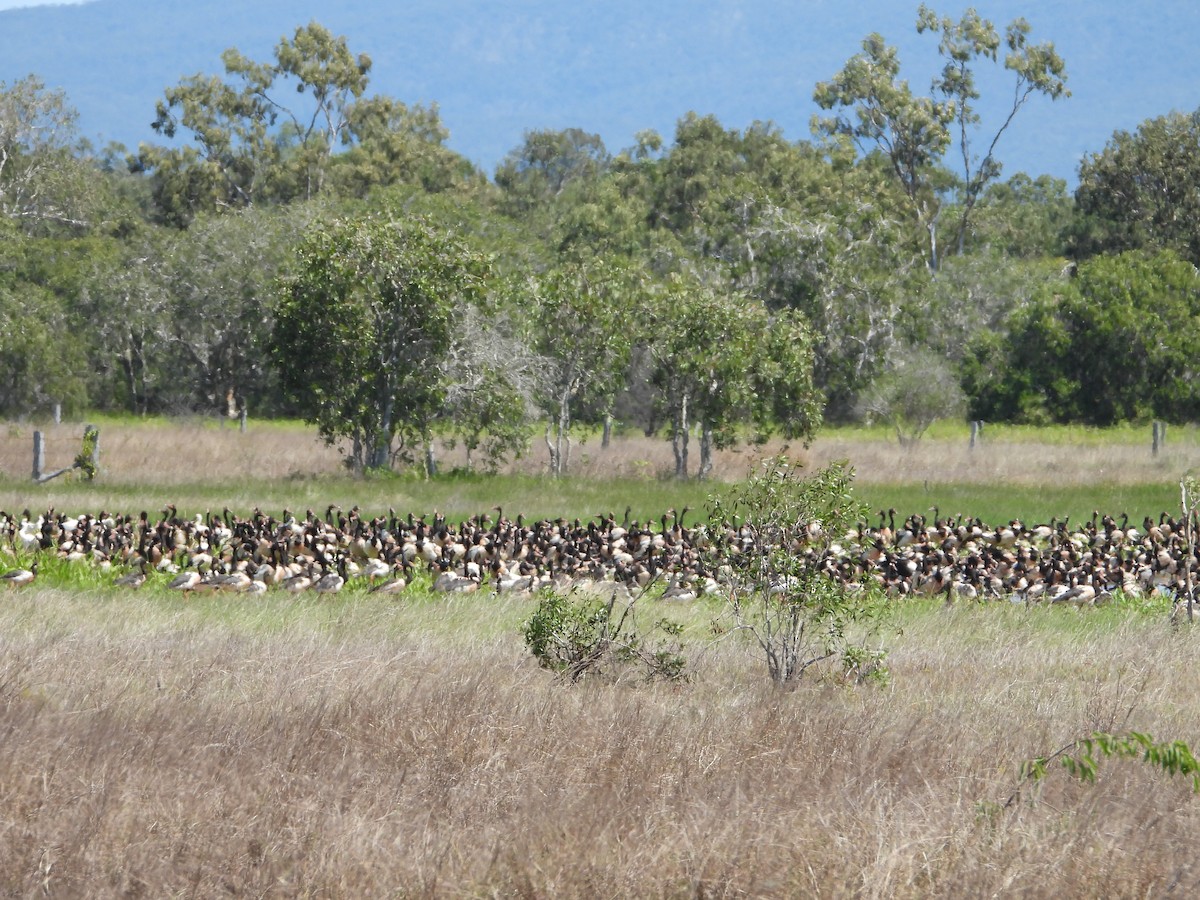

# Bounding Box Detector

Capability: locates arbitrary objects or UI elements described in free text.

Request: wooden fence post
[1153,421,1164,457]
[969,420,982,450]
[32,431,44,481]
[32,424,99,483]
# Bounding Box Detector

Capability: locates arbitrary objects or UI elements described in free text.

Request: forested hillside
[2,12,1199,478]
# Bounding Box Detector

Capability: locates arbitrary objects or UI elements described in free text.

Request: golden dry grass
[3,417,1199,488]
[1,588,1198,897]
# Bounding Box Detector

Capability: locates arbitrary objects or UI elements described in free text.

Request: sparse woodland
[3,12,1200,478]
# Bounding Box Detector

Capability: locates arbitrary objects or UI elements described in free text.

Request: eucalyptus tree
[0,219,90,415]
[857,344,966,446]
[965,173,1072,259]
[642,113,824,268]
[813,4,1068,269]
[436,302,542,474]
[271,214,490,473]
[528,256,641,476]
[75,232,171,414]
[741,166,923,421]
[645,273,820,479]
[914,249,1063,367]
[495,127,611,215]
[132,22,373,224]
[0,75,101,232]
[158,205,313,415]
[329,96,478,198]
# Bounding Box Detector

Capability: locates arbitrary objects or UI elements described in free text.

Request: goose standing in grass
[1,561,37,587]
[167,569,201,592]
[433,560,479,593]
[281,565,316,594]
[369,563,411,595]
[313,558,347,595]
[362,555,392,583]
[113,561,148,589]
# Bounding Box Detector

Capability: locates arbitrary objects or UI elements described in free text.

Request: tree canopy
[17,11,1200,464]
[271,214,491,471]
[813,4,1067,269]
[963,250,1200,426]
[1073,109,1200,266]
[130,22,473,226]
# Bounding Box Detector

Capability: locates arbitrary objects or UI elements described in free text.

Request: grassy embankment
[2,416,1199,895]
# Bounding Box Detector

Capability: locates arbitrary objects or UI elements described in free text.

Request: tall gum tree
[813,4,1068,270]
[646,273,820,479]
[0,75,98,231]
[132,22,372,224]
[529,256,640,477]
[1073,109,1200,266]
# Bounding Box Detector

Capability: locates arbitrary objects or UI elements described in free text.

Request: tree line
[2,12,1199,475]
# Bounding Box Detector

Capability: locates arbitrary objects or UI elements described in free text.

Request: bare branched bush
[858,346,967,446]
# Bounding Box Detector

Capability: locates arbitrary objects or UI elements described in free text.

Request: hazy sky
[3,1,1197,183]
[0,0,89,8]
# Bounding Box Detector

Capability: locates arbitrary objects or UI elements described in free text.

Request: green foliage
[1012,731,1200,808]
[720,152,921,418]
[0,247,90,416]
[707,458,889,684]
[134,21,371,221]
[859,346,966,445]
[529,255,642,476]
[271,213,491,473]
[968,173,1073,258]
[131,21,474,225]
[0,74,102,233]
[965,250,1200,425]
[1074,109,1200,265]
[522,589,688,683]
[814,5,1067,269]
[330,96,477,198]
[437,305,539,473]
[645,274,821,478]
[495,127,611,216]
[72,425,99,481]
[914,250,1063,367]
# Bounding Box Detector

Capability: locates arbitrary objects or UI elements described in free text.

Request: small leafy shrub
[841,641,890,687]
[707,457,890,685]
[72,426,100,480]
[522,588,687,683]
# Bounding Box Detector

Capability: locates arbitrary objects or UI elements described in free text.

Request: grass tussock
[1,588,1199,897]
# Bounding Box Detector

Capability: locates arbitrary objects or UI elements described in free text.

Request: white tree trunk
[672,392,690,480]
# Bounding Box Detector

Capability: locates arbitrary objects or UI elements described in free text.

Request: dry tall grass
[2,589,1197,897]
[3,417,1199,487]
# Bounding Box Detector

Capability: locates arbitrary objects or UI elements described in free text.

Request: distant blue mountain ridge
[2,0,1198,185]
